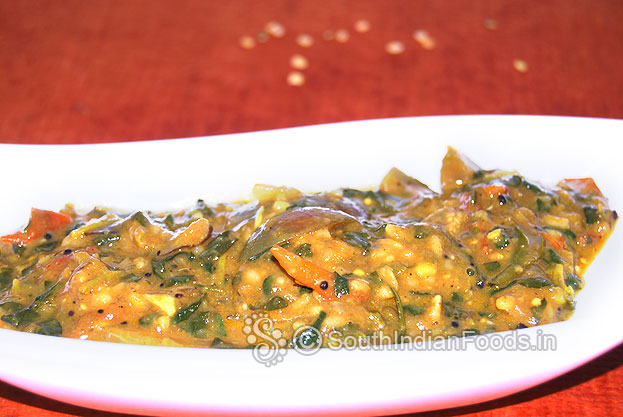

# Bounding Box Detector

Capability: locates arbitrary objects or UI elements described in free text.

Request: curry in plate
[0,148,616,348]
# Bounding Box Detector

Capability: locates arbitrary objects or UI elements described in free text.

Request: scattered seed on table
[413,30,435,50]
[287,71,306,86]
[290,54,309,70]
[239,35,256,50]
[335,29,350,43]
[296,33,314,48]
[323,30,334,41]
[266,21,285,38]
[484,18,498,30]
[513,59,528,73]
[385,40,405,55]
[354,19,371,33]
[257,31,269,43]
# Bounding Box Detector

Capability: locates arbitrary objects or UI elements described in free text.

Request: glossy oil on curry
[0,149,616,348]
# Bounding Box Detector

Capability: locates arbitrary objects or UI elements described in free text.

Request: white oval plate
[0,116,621,416]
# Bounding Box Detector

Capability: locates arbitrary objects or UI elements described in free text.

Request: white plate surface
[0,115,621,416]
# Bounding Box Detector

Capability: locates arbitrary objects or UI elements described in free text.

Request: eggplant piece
[380,167,436,200]
[239,207,361,261]
[441,147,483,193]
[288,193,369,219]
[226,201,262,231]
[380,167,439,219]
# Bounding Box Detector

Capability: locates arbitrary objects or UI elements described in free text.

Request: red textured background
[0,0,621,416]
[1,0,622,144]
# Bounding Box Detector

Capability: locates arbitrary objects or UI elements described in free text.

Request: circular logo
[243,312,288,367]
[292,326,323,356]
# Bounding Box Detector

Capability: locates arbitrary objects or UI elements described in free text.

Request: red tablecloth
[0,1,621,416]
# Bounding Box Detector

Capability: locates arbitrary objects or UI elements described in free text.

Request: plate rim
[0,115,622,416]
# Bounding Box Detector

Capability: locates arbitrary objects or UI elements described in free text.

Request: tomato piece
[562,178,603,197]
[270,245,338,300]
[1,208,72,245]
[541,232,565,250]
[481,184,508,198]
